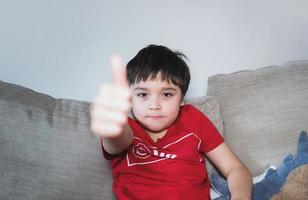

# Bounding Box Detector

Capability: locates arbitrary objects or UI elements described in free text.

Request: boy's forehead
[131,78,178,89]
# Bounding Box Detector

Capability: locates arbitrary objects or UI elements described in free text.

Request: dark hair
[126,44,190,97]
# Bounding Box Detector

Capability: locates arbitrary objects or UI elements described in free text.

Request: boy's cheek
[131,97,140,107]
[130,101,143,114]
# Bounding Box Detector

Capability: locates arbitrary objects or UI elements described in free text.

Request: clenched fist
[90,55,131,138]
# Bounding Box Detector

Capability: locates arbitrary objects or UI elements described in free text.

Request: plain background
[1,0,307,101]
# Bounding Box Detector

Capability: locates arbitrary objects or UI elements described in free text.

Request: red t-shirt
[102,104,224,200]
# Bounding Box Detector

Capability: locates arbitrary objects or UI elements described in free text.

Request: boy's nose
[148,96,161,110]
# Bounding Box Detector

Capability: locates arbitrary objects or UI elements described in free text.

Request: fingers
[98,84,131,102]
[91,122,122,138]
[90,100,128,138]
[90,87,131,137]
[93,86,131,113]
[110,54,128,86]
[90,54,131,138]
[91,109,127,125]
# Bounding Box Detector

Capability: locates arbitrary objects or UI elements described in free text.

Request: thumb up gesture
[90,55,131,138]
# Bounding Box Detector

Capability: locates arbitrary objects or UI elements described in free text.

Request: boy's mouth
[147,116,164,120]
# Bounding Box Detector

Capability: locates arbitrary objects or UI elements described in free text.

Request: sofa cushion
[0,80,114,200]
[207,60,308,176]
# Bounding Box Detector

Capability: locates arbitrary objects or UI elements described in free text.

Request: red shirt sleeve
[186,104,224,153]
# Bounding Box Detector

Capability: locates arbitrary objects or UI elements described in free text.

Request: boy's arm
[206,143,253,200]
[102,123,133,155]
[90,55,133,155]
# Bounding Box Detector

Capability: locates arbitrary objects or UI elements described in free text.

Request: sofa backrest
[0,81,114,200]
[207,60,308,176]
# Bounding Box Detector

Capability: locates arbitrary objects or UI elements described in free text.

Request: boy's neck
[146,129,168,142]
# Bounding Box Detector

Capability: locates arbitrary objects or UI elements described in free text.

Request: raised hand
[90,55,131,138]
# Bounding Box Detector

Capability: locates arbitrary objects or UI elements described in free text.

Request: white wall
[1,0,307,101]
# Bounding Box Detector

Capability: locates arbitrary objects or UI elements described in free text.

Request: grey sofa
[1,60,308,199]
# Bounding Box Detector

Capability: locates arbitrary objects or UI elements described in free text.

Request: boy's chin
[144,126,167,134]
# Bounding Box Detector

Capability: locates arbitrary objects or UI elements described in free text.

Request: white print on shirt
[132,143,177,160]
[126,133,202,167]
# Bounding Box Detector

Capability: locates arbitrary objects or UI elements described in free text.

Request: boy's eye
[163,92,173,97]
[137,92,148,97]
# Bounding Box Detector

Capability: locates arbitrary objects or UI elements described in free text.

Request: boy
[90,45,252,200]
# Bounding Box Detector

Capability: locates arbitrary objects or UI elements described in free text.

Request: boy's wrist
[102,122,133,155]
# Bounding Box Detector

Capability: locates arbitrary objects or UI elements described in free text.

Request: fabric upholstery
[0,80,114,200]
[207,60,308,176]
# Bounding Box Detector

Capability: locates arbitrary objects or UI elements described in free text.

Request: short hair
[126,44,191,97]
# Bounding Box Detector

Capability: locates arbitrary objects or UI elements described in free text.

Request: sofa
[1,60,307,199]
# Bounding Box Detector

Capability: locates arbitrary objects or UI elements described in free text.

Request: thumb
[110,54,128,86]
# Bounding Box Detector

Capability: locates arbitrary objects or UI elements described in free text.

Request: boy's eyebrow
[133,87,177,91]
[161,87,177,91]
[133,87,148,91]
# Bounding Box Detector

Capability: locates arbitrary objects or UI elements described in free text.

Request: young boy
[90,45,252,200]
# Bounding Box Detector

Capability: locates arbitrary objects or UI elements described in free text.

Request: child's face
[130,73,183,136]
